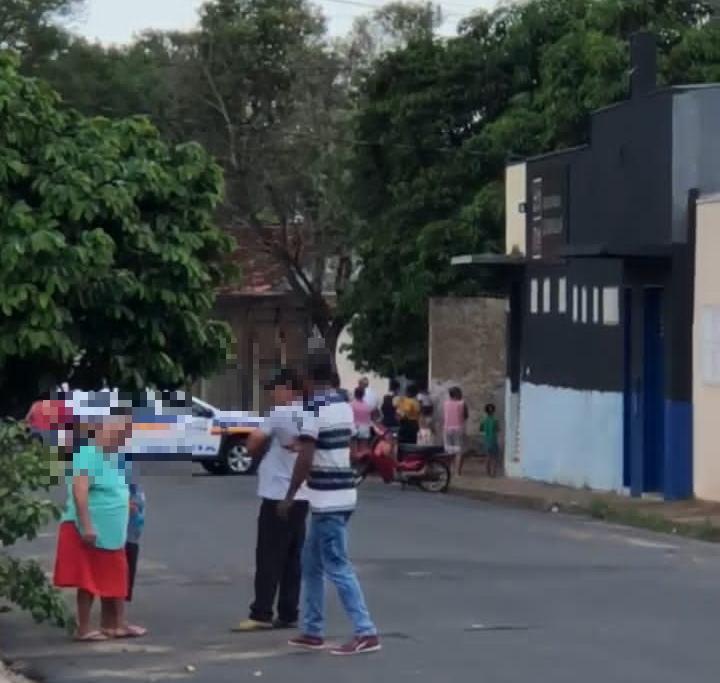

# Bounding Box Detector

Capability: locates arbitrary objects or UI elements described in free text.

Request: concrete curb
[450,481,720,542]
[451,483,573,513]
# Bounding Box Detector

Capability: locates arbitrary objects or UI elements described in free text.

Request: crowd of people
[342,376,501,477]
[45,352,381,655]
[33,361,499,654]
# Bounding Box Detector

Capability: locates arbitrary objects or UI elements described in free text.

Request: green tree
[29,36,171,121]
[0,0,83,73]
[155,0,357,354]
[666,21,720,81]
[0,420,70,628]
[339,1,443,78]
[0,55,233,417]
[40,0,361,357]
[347,0,720,379]
[346,24,508,379]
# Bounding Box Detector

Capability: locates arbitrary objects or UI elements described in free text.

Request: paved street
[3,462,720,682]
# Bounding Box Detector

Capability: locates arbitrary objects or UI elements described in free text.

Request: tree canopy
[0,55,233,416]
[32,0,362,355]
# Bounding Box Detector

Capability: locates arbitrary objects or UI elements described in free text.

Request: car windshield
[191,400,213,418]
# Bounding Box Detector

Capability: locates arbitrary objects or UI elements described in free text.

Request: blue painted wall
[519,382,624,492]
[664,400,693,500]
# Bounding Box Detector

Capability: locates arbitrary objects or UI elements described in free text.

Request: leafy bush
[0,420,71,627]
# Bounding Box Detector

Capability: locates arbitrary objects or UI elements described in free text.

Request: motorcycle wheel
[353,461,370,486]
[418,459,451,493]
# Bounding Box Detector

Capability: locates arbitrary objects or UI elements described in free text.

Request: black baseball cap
[264,368,303,391]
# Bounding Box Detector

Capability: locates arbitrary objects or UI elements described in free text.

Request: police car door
[189,399,220,457]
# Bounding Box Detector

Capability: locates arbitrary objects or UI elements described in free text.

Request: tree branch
[234,208,341,340]
[200,42,239,171]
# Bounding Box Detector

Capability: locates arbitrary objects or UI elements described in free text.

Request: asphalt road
[3,461,720,683]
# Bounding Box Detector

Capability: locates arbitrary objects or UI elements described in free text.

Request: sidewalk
[453,459,720,542]
[0,661,30,683]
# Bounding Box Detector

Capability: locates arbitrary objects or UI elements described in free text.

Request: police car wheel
[219,437,256,476]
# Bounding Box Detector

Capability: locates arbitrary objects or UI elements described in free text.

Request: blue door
[623,288,632,490]
[642,288,665,493]
[626,286,666,496]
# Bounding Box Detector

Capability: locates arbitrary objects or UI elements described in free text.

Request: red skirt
[53,522,128,598]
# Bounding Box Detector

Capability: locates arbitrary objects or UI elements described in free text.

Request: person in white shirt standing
[358,377,378,414]
[283,352,381,656]
[232,369,309,632]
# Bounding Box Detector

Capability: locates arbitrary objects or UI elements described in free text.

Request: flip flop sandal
[74,630,109,642]
[113,625,148,638]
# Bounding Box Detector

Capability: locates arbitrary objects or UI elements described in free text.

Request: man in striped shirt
[280,351,381,656]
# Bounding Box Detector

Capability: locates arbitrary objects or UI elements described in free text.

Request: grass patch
[452,482,720,544]
[586,500,720,543]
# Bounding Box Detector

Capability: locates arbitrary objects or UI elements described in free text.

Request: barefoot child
[482,404,501,478]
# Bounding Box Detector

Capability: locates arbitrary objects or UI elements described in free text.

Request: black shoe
[273,618,298,630]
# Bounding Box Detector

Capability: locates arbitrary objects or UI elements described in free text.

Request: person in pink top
[351,387,373,443]
[443,387,468,474]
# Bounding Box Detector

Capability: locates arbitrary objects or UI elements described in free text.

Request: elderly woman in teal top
[53,407,143,642]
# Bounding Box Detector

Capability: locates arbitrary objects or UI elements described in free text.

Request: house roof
[218,225,340,299]
[218,226,295,297]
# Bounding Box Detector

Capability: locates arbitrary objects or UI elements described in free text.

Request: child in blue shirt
[114,480,148,637]
[126,482,145,599]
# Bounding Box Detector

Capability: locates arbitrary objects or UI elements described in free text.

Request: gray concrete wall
[673,88,720,243]
[428,297,507,449]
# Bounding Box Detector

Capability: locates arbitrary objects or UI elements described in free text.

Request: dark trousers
[126,542,139,602]
[250,499,309,624]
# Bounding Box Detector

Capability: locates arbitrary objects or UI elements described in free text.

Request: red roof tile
[219,226,293,296]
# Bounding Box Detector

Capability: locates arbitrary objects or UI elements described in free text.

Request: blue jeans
[302,512,376,637]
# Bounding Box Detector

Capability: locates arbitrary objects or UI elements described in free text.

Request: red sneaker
[288,634,325,651]
[330,635,382,656]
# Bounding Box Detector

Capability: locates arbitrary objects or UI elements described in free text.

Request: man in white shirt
[359,377,378,413]
[232,369,309,632]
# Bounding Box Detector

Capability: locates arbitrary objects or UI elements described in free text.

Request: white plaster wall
[504,380,522,478]
[505,162,527,256]
[518,382,624,492]
[693,196,720,502]
[335,324,388,399]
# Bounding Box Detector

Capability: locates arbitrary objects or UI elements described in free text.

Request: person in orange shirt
[396,385,421,444]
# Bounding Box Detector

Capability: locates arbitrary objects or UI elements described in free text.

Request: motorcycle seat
[398,444,446,457]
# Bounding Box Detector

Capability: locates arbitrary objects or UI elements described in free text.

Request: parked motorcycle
[352,424,453,493]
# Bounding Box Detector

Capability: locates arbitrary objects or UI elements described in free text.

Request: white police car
[47,390,264,476]
[130,394,264,475]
